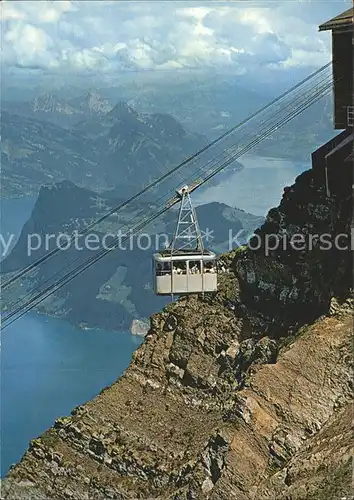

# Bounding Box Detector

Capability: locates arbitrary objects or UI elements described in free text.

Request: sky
[1,0,352,84]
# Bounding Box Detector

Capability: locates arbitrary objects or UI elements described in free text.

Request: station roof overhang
[319,8,353,32]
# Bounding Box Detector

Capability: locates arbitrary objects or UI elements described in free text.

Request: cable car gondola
[153,185,218,296]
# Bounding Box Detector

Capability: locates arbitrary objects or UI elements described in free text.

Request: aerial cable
[185,73,334,187]
[1,82,333,329]
[200,78,334,188]
[0,72,334,330]
[191,74,334,185]
[1,72,334,325]
[2,71,333,312]
[1,206,171,329]
[165,72,334,200]
[1,64,331,290]
[0,63,332,290]
[1,65,332,299]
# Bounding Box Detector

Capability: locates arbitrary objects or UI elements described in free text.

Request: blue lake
[195,154,308,215]
[1,313,142,477]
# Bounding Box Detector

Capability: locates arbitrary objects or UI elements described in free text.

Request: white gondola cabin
[153,184,218,296]
[153,250,217,295]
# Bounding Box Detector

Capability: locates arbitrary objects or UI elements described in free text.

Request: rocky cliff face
[2,144,353,499]
[3,91,113,129]
[236,156,352,334]
[2,281,352,499]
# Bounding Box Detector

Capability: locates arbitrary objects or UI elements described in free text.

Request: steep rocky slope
[2,280,352,499]
[2,143,353,498]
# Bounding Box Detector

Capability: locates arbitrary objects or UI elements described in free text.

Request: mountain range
[1,100,222,198]
[2,80,335,171]
[2,83,333,202]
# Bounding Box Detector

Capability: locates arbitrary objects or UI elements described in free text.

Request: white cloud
[1,2,26,21]
[1,0,351,78]
[3,22,59,69]
[2,0,75,23]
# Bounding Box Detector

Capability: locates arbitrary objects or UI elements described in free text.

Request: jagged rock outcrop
[235,162,352,334]
[32,94,78,115]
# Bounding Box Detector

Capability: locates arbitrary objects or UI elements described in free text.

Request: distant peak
[85,90,105,99]
[73,91,112,114]
[107,101,137,118]
[83,90,105,102]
